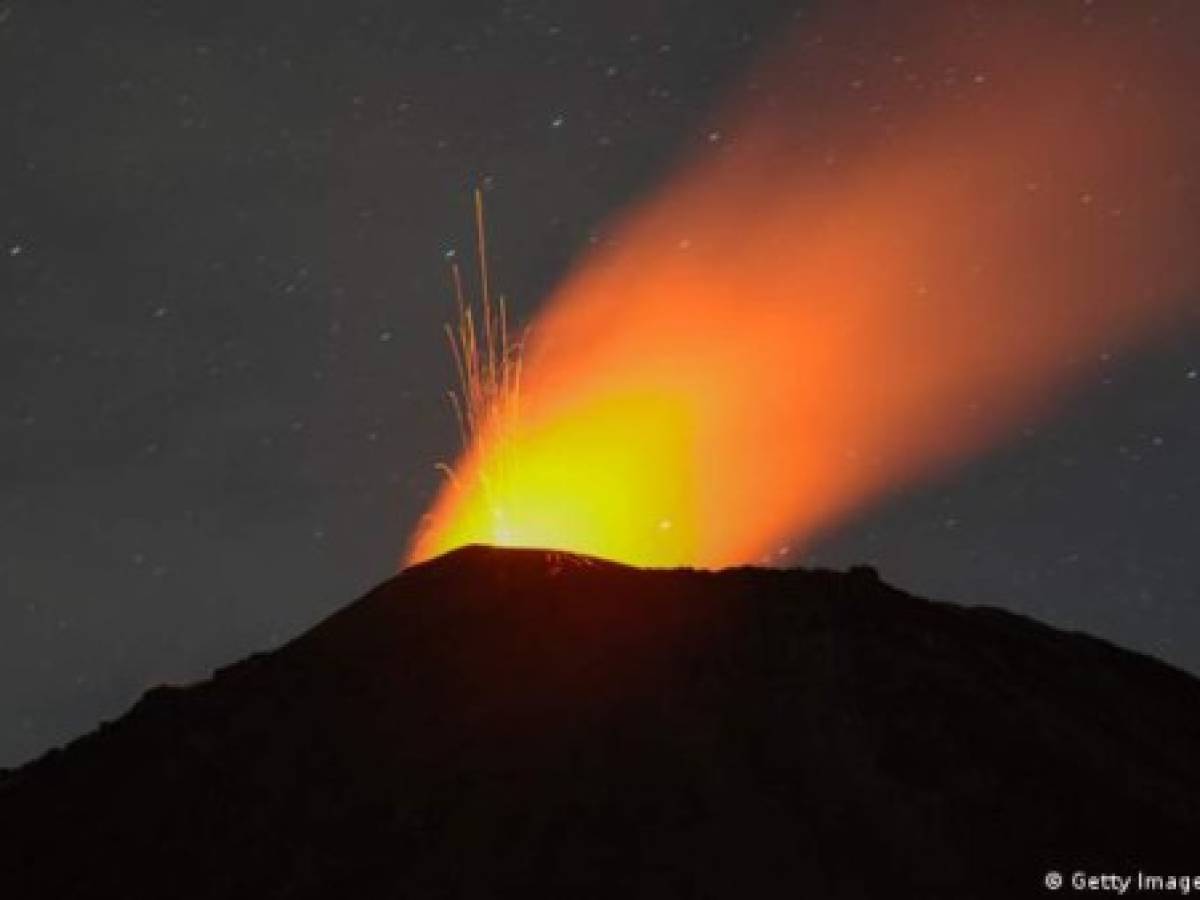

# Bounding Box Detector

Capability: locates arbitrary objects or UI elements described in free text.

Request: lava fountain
[409,0,1200,568]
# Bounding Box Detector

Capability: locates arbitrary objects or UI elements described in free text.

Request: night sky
[3,0,1198,768]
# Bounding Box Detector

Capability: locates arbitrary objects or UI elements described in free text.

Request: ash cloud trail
[412,1,1200,567]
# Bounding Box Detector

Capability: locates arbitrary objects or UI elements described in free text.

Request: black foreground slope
[3,546,1200,899]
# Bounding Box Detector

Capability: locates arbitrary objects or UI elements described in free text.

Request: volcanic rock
[2,545,1199,898]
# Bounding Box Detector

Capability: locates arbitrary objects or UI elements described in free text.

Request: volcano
[3,546,1199,898]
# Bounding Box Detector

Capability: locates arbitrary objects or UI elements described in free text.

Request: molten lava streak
[409,1,1200,568]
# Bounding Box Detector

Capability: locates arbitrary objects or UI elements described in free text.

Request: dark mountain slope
[3,545,1199,898]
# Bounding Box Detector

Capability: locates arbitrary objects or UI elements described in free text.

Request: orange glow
[409,2,1200,568]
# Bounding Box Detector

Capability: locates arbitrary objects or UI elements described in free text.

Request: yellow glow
[411,390,699,567]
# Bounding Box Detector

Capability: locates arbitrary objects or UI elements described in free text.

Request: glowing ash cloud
[410,1,1200,568]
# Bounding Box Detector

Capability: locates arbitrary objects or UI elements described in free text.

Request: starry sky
[3,0,1198,768]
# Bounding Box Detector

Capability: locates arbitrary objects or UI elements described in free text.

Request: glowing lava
[409,1,1200,568]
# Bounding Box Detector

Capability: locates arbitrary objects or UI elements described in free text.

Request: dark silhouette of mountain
[3,545,1199,899]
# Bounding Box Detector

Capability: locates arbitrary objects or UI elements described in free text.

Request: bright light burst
[408,190,701,567]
